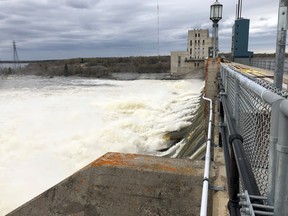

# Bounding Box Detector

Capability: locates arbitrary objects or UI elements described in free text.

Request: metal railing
[250,58,288,74]
[219,63,288,216]
[200,96,213,216]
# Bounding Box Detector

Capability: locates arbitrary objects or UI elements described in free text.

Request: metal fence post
[267,100,282,206]
[274,100,288,216]
[274,0,288,89]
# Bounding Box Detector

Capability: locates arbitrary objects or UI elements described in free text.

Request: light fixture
[210,0,223,61]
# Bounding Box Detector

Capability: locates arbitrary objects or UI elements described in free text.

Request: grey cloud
[0,0,280,60]
[65,0,101,9]
[0,13,8,20]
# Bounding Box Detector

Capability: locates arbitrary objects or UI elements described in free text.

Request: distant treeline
[12,56,171,77]
[219,52,288,59]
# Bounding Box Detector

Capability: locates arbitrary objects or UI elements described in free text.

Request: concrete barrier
[7,152,205,216]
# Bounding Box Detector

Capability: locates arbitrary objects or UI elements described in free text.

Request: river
[0,75,203,214]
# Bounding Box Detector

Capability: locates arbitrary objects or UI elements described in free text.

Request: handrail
[220,63,283,105]
[200,96,213,216]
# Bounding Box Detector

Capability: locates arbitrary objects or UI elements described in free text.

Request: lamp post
[210,0,223,62]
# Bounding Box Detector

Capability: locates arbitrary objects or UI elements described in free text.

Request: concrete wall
[171,51,188,74]
[8,152,205,216]
[171,51,205,76]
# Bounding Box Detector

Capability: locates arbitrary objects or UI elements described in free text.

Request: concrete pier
[7,152,206,216]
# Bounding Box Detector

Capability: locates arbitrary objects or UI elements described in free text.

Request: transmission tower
[13,41,20,69]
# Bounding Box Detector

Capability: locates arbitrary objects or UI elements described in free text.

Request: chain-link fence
[251,58,288,74]
[219,63,288,215]
[221,64,272,197]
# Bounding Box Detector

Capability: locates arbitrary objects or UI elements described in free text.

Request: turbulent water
[0,75,203,214]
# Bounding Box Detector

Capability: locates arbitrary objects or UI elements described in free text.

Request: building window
[198,40,200,45]
[197,62,200,67]
[190,48,192,55]
[190,40,192,46]
[203,40,205,45]
[178,56,181,67]
[194,62,197,67]
[195,40,197,44]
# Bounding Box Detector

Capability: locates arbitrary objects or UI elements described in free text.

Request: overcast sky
[0,0,279,60]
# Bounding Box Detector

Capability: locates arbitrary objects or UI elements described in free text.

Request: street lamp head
[210,0,223,23]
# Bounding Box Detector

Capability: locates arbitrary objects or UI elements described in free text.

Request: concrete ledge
[7,152,205,216]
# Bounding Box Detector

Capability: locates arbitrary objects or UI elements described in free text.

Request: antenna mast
[157,4,160,59]
[236,0,243,19]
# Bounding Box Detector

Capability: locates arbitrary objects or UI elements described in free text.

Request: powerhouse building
[171,29,213,75]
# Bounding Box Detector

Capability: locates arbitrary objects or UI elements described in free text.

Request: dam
[2,0,288,215]
[4,58,288,216]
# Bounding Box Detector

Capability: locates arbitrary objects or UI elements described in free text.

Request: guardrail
[250,58,288,74]
[219,63,288,216]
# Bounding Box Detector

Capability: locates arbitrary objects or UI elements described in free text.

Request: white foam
[0,76,203,214]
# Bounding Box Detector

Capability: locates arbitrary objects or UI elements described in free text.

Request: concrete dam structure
[7,59,227,216]
[7,153,206,216]
[6,59,288,216]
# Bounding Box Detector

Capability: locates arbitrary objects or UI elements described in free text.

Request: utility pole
[274,0,288,90]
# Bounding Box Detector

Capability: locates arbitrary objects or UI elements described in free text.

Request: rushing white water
[0,75,203,214]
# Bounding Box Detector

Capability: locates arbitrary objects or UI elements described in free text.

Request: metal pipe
[228,136,241,216]
[274,99,288,216]
[219,80,241,216]
[213,23,217,61]
[200,96,213,216]
[221,63,283,105]
[221,95,262,199]
[219,83,232,193]
[267,100,282,206]
[253,211,274,216]
[249,195,270,200]
[219,94,240,216]
[251,204,274,210]
[219,123,230,176]
[274,0,288,89]
[280,99,288,116]
[216,23,219,58]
